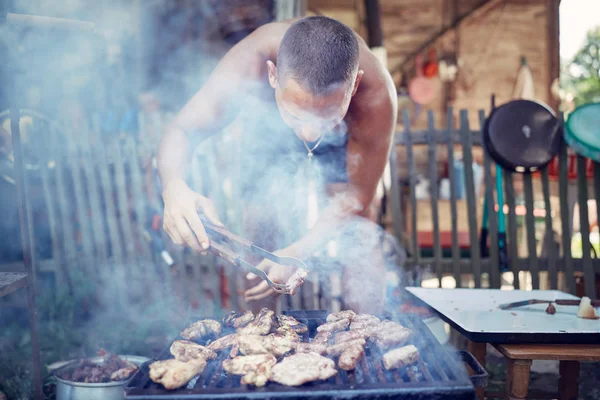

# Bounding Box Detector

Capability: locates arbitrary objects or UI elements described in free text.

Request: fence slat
[427,111,442,286]
[577,155,595,298]
[541,168,558,290]
[388,137,403,243]
[479,110,500,289]
[113,140,136,263]
[403,109,419,264]
[460,110,481,287]
[503,172,520,289]
[446,109,461,287]
[523,173,539,289]
[558,140,575,294]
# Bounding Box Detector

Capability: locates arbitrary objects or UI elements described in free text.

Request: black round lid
[485,99,562,172]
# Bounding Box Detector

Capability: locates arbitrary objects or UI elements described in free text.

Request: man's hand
[244,250,297,302]
[162,179,223,253]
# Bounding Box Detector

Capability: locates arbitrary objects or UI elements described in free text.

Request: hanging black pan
[483,99,562,173]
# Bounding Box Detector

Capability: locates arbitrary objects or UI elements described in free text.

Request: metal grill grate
[125,311,483,399]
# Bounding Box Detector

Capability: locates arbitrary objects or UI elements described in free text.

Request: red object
[417,231,471,249]
[423,48,438,78]
[152,215,161,231]
[544,153,594,181]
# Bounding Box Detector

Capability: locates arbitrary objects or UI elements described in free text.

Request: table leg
[468,341,487,400]
[505,359,532,400]
[558,360,580,400]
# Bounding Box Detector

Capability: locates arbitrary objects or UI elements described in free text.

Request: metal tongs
[201,218,308,294]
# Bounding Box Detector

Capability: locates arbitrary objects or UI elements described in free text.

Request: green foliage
[561,26,600,106]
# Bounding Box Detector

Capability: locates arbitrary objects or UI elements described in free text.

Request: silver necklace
[302,135,325,162]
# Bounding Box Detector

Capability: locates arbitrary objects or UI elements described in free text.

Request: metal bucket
[54,355,149,400]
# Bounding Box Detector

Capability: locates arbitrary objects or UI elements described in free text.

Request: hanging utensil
[483,99,562,173]
[564,103,600,162]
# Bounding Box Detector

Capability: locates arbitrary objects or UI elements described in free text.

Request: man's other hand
[162,179,223,254]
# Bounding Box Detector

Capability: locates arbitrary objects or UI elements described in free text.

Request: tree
[561,26,600,107]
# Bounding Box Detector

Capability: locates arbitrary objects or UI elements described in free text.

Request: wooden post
[558,360,580,400]
[468,341,487,400]
[506,359,532,400]
[547,0,560,112]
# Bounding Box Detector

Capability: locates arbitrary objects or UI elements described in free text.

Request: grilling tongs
[200,217,308,294]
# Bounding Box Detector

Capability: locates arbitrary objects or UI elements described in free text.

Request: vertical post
[523,173,539,289]
[547,0,560,112]
[559,139,575,293]
[427,111,442,286]
[446,109,461,287]
[577,156,595,298]
[504,172,520,289]
[404,110,419,265]
[9,91,44,400]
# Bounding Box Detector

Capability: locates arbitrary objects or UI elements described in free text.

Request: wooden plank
[523,173,539,289]
[558,139,575,294]
[427,111,442,285]
[0,272,28,298]
[403,109,419,263]
[480,110,500,288]
[446,109,461,287]
[496,344,600,361]
[388,134,404,242]
[80,126,109,262]
[460,110,481,287]
[541,168,558,290]
[113,140,136,263]
[577,155,595,298]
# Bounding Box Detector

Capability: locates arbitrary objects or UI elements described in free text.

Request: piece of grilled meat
[338,344,365,371]
[110,366,138,381]
[373,321,413,350]
[382,345,420,370]
[270,353,337,386]
[237,334,295,357]
[349,314,381,330]
[275,326,302,343]
[276,315,308,333]
[296,342,327,355]
[326,338,366,357]
[285,268,308,295]
[170,340,217,362]
[180,319,222,341]
[208,334,239,358]
[312,331,333,345]
[222,354,277,387]
[149,358,206,390]
[223,310,255,328]
[335,329,370,344]
[326,310,356,323]
[237,308,274,336]
[317,318,350,333]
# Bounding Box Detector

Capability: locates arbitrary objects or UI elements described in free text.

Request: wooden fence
[1,106,598,314]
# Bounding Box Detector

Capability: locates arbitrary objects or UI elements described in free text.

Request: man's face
[267,61,362,143]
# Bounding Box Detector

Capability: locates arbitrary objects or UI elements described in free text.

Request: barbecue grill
[125,310,486,399]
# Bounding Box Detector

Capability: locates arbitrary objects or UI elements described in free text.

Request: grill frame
[125,311,482,400]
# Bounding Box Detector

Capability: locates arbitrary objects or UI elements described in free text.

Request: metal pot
[54,355,149,400]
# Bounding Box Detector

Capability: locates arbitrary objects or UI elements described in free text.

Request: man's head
[267,16,363,142]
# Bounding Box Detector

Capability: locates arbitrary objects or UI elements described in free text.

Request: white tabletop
[406,288,600,343]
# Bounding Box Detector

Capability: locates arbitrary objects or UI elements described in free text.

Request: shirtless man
[158,16,397,313]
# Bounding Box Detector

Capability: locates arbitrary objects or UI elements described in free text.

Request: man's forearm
[157,125,193,190]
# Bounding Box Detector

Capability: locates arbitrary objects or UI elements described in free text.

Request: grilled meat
[110,366,137,381]
[238,334,294,357]
[270,353,337,386]
[208,334,239,352]
[180,319,222,340]
[350,314,380,330]
[326,310,356,323]
[222,354,277,387]
[338,344,365,371]
[275,326,302,343]
[223,310,255,328]
[335,329,369,344]
[285,268,308,295]
[317,318,350,333]
[312,330,333,345]
[58,353,137,383]
[237,308,274,336]
[326,338,366,357]
[382,345,420,370]
[296,342,327,355]
[149,358,206,390]
[170,340,217,362]
[373,324,413,350]
[276,315,308,333]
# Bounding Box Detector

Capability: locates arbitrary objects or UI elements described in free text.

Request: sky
[560,0,600,61]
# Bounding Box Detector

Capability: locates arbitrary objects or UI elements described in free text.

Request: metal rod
[6,12,96,32]
[10,95,44,400]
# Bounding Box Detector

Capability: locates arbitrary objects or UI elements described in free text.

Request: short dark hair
[277,16,359,95]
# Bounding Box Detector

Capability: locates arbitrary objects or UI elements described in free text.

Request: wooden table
[406,288,600,400]
[495,344,600,400]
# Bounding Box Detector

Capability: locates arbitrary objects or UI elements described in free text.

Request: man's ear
[266,60,277,89]
[351,70,364,97]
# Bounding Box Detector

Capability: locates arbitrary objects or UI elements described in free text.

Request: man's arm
[157,26,273,252]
